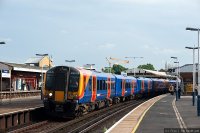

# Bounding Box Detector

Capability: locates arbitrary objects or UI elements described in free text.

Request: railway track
[68,99,146,133]
[8,98,147,133]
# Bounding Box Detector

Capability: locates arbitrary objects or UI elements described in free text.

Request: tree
[112,64,128,74]
[137,63,155,70]
[102,64,127,74]
[102,67,113,73]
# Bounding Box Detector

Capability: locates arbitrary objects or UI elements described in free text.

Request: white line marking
[172,99,187,129]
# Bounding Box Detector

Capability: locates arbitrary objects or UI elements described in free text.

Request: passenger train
[43,66,177,118]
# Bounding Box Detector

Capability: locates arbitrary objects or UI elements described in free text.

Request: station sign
[1,69,11,78]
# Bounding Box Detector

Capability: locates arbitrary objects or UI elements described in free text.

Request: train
[42,66,177,118]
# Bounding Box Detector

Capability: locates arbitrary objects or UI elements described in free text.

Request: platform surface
[107,94,200,133]
[0,96,43,115]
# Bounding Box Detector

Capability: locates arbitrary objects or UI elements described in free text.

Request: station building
[0,55,52,92]
[174,64,197,93]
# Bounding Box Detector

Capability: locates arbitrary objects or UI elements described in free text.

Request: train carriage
[43,65,177,118]
[114,75,137,102]
[43,66,117,117]
[136,77,153,97]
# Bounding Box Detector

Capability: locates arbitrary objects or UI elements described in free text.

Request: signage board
[1,69,11,78]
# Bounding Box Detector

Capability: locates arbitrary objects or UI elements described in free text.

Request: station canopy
[126,68,175,78]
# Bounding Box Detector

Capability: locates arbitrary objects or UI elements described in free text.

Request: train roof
[77,67,115,78]
[114,75,137,80]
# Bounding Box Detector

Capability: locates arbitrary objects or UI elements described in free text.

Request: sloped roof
[0,62,48,73]
[6,62,41,69]
[126,68,174,78]
[25,56,44,64]
[143,69,167,76]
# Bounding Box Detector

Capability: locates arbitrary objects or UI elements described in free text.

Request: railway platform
[0,96,43,114]
[0,96,43,131]
[107,94,200,133]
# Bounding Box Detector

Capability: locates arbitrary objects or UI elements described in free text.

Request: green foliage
[137,63,155,70]
[102,67,113,73]
[102,64,127,74]
[112,64,128,74]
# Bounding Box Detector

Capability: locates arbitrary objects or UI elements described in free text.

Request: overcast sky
[0,0,200,70]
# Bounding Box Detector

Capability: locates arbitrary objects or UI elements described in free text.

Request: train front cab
[43,66,84,117]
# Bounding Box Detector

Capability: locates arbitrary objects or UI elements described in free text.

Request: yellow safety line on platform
[131,95,165,133]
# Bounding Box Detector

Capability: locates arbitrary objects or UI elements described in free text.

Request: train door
[148,80,151,96]
[107,77,111,99]
[122,79,125,97]
[131,80,136,95]
[141,80,145,94]
[91,76,97,102]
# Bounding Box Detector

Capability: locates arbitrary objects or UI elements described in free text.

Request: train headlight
[49,92,53,97]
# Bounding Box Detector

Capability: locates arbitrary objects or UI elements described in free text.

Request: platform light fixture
[65,60,75,63]
[171,56,179,101]
[65,60,75,68]
[36,53,49,100]
[0,41,6,104]
[185,46,199,106]
[0,42,5,44]
[125,57,144,76]
[186,27,200,116]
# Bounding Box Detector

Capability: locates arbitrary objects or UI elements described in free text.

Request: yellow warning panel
[185,83,193,93]
[55,91,64,102]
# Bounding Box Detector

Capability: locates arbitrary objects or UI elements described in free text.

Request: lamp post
[186,27,200,116]
[185,46,199,106]
[125,56,143,76]
[174,61,181,99]
[65,60,75,66]
[171,56,179,101]
[36,53,48,100]
[0,41,5,104]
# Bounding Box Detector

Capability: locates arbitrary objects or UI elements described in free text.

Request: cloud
[98,43,116,49]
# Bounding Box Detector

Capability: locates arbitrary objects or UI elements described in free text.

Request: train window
[46,73,55,90]
[89,79,92,91]
[97,80,100,90]
[68,74,79,92]
[100,80,102,90]
[46,72,67,91]
[105,80,107,90]
[113,82,115,89]
[102,80,105,90]
[135,82,137,88]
